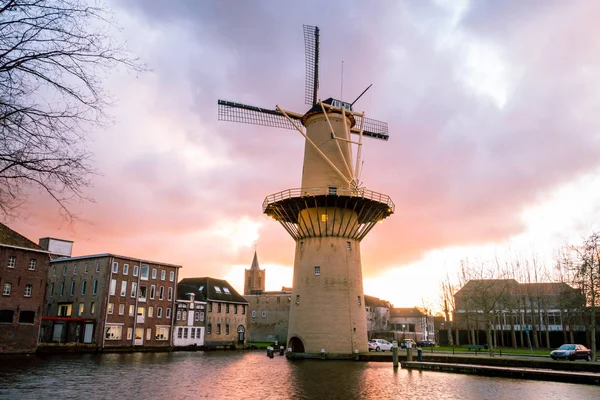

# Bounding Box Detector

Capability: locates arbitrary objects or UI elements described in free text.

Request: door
[52,324,63,343]
[83,323,94,343]
[237,325,245,345]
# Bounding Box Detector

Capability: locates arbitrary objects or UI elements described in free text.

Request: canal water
[1,351,599,399]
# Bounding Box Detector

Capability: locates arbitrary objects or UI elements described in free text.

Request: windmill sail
[303,25,319,106]
[218,100,302,131]
[352,115,389,141]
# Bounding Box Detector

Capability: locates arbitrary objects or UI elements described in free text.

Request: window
[159,286,164,300]
[7,256,15,268]
[261,311,266,318]
[133,265,139,277]
[234,305,238,314]
[242,305,245,315]
[69,281,75,296]
[118,304,125,315]
[73,264,77,275]
[105,325,122,340]
[226,304,230,313]
[150,285,155,299]
[346,241,352,250]
[200,312,204,322]
[127,328,133,340]
[123,264,129,275]
[109,279,116,296]
[182,311,187,321]
[93,280,98,295]
[112,262,118,273]
[217,324,221,335]
[141,264,149,280]
[131,282,137,298]
[176,310,181,321]
[357,296,361,306]
[321,214,328,222]
[226,324,230,335]
[191,328,195,339]
[146,329,151,341]
[214,286,222,294]
[139,286,147,301]
[252,310,256,318]
[3,283,12,296]
[157,307,163,318]
[166,308,171,319]
[19,310,35,324]
[137,306,145,319]
[107,303,114,314]
[28,259,36,270]
[208,303,212,312]
[148,307,153,318]
[155,327,169,340]
[169,271,175,282]
[81,280,87,295]
[129,305,135,316]
[183,328,188,339]
[63,266,67,275]
[328,185,337,195]
[314,266,321,276]
[78,303,85,316]
[95,262,100,272]
[161,270,166,281]
[52,266,56,276]
[195,311,200,321]
[91,302,96,314]
[167,287,173,301]
[207,323,212,334]
[177,327,183,339]
[120,281,127,297]
[152,268,157,279]
[50,282,54,297]
[217,303,221,313]
[296,295,300,304]
[60,282,65,296]
[223,287,230,295]
[58,304,72,317]
[0,310,14,323]
[84,264,88,274]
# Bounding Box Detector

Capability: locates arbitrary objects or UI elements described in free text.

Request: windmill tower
[217,25,394,357]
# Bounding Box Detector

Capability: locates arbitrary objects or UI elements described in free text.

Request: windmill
[217,25,394,357]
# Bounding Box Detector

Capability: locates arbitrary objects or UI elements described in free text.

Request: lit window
[78,303,85,316]
[7,256,15,268]
[321,214,328,222]
[91,302,96,314]
[112,262,118,273]
[155,327,169,341]
[127,328,133,340]
[28,259,36,270]
[146,328,151,341]
[314,266,321,276]
[3,283,12,296]
[119,304,125,315]
[148,307,153,318]
[129,305,135,316]
[105,325,122,340]
[107,303,114,314]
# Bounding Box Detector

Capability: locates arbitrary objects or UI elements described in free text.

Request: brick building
[41,254,181,350]
[0,223,51,354]
[178,277,248,348]
[173,282,206,347]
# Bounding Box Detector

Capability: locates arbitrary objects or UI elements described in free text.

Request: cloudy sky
[12,0,600,308]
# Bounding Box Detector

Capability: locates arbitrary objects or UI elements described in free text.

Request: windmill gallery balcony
[263,186,394,241]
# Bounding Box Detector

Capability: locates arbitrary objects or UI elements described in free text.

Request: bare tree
[0,0,141,219]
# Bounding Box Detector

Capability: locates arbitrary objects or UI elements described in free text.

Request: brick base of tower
[287,236,368,355]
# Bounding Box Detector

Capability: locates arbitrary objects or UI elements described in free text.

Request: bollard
[267,346,274,358]
[417,347,422,362]
[320,348,326,360]
[354,349,359,361]
[280,346,285,356]
[392,340,399,368]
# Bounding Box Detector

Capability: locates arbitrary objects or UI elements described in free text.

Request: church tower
[244,251,265,295]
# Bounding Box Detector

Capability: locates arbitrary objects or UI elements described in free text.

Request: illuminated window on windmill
[321,214,328,222]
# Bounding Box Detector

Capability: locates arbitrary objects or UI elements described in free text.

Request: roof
[0,223,45,252]
[364,295,391,308]
[390,307,425,318]
[249,250,260,270]
[178,277,248,304]
[176,282,206,301]
[455,279,577,297]
[50,253,182,268]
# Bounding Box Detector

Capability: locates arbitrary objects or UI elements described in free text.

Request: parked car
[368,339,393,352]
[417,339,434,347]
[550,344,591,361]
[400,339,416,349]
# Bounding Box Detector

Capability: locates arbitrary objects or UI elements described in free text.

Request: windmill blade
[352,115,389,141]
[303,25,319,106]
[218,100,302,131]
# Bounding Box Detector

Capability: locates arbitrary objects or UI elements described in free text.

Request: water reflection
[0,351,599,400]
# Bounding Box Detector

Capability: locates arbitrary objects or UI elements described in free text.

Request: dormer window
[223,287,231,295]
[214,286,222,294]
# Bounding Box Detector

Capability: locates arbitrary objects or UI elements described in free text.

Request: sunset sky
[11,0,600,309]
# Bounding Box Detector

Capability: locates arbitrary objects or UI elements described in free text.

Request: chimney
[39,237,74,259]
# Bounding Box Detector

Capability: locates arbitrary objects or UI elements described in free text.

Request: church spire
[250,249,260,270]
